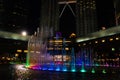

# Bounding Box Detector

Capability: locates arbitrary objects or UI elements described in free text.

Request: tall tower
[76,0,97,37]
[40,0,59,33]
[40,0,98,37]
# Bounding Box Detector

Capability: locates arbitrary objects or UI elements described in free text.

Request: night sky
[59,4,76,37]
[96,0,116,29]
[27,0,41,35]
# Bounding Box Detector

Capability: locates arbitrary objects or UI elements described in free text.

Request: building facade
[114,0,120,25]
[40,0,98,37]
[76,0,97,37]
[40,0,59,34]
[0,0,30,33]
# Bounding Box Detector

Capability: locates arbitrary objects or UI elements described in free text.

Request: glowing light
[91,68,95,73]
[48,68,53,71]
[95,41,98,43]
[24,50,28,53]
[17,49,22,52]
[102,69,106,74]
[116,37,119,40]
[71,69,76,72]
[69,33,76,38]
[80,62,86,73]
[83,43,86,45]
[42,67,48,70]
[110,38,113,41]
[65,47,69,50]
[112,48,115,51]
[56,67,60,71]
[62,68,67,71]
[16,65,28,71]
[80,69,86,73]
[102,27,106,30]
[15,53,19,57]
[21,31,27,36]
[2,57,5,59]
[102,39,105,42]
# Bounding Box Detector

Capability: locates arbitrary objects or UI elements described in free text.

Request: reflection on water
[0,64,120,80]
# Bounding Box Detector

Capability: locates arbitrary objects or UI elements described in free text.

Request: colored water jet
[91,68,95,73]
[102,69,107,74]
[71,48,76,72]
[80,62,86,73]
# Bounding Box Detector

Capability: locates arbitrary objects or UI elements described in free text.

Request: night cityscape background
[0,0,116,58]
[0,0,120,80]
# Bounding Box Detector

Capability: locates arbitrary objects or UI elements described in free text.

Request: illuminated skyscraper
[76,0,97,37]
[40,0,98,37]
[40,0,59,33]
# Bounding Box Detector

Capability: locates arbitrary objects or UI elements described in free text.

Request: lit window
[17,50,22,52]
[102,27,106,30]
[95,41,98,43]
[78,44,81,46]
[116,37,119,40]
[112,48,115,51]
[15,54,19,57]
[83,43,86,45]
[110,38,113,41]
[102,40,105,42]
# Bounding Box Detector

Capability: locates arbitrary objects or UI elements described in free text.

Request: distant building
[76,0,98,37]
[114,0,120,25]
[0,0,39,53]
[40,0,98,37]
[0,0,45,35]
[0,0,28,33]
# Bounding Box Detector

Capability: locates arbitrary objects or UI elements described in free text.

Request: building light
[95,41,98,43]
[83,43,86,45]
[17,50,22,53]
[110,38,113,41]
[2,57,5,59]
[102,40,105,42]
[21,31,27,36]
[65,47,69,50]
[112,48,115,51]
[102,27,106,30]
[69,33,76,38]
[24,50,28,53]
[15,53,19,57]
[116,37,119,40]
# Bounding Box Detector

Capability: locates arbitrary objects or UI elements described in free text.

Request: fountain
[26,27,120,73]
[26,27,93,72]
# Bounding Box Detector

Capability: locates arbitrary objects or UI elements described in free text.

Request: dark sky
[27,0,41,35]
[59,4,76,37]
[96,0,116,29]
